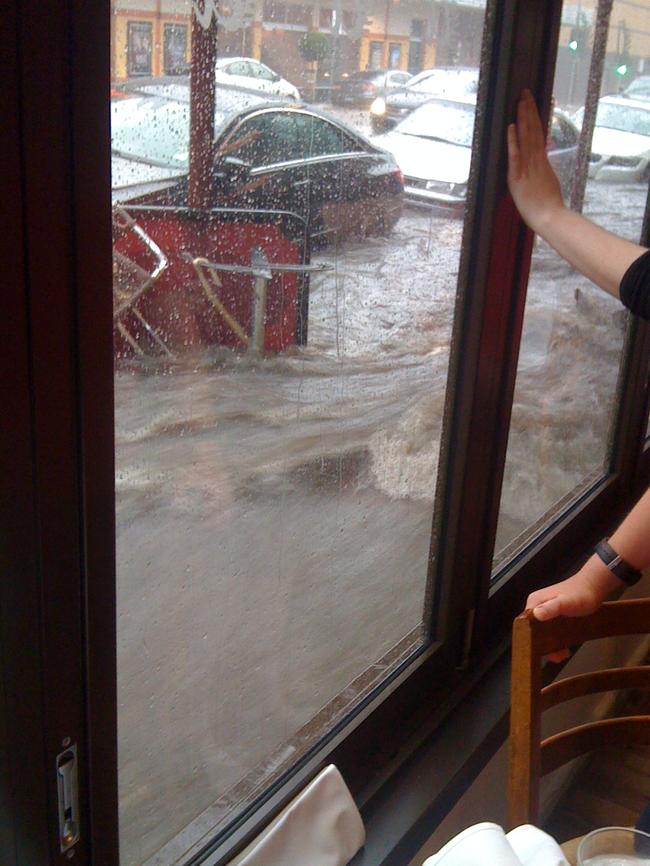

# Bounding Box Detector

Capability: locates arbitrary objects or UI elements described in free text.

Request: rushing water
[115,181,647,864]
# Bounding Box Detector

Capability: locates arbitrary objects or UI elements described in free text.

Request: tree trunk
[569,0,613,214]
[188,2,218,210]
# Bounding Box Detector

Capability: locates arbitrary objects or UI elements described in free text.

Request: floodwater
[115,180,647,865]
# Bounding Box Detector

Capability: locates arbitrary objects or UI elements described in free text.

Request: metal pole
[569,0,613,214]
[250,247,272,353]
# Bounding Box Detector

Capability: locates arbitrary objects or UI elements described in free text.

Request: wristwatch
[594,538,643,586]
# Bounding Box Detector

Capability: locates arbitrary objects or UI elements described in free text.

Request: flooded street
[116,180,647,865]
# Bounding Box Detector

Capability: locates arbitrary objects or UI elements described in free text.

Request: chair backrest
[508,598,650,828]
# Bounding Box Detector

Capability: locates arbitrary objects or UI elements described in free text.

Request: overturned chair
[112,206,172,357]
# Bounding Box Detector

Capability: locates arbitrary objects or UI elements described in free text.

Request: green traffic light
[568,39,578,51]
[616,63,628,76]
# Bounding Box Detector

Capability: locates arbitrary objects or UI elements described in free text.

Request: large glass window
[493,0,650,569]
[111,0,487,861]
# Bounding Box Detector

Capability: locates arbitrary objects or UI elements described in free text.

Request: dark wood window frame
[3,0,650,864]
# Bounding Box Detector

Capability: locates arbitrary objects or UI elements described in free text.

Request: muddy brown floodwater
[115,179,647,865]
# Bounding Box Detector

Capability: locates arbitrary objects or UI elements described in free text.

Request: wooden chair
[508,598,650,837]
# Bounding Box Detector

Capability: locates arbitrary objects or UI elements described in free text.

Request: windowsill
[348,644,512,866]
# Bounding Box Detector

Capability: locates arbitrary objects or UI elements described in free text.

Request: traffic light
[568,25,584,53]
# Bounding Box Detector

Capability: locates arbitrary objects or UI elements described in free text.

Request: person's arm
[526,486,650,623]
[507,89,645,298]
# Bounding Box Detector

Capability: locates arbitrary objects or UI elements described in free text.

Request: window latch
[56,744,80,852]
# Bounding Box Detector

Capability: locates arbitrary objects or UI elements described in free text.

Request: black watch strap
[594,538,642,586]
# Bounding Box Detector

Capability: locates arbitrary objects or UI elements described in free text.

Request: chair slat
[540,716,650,776]
[540,666,650,710]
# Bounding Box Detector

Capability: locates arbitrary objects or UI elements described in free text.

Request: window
[9,1,650,865]
[248,61,277,81]
[110,1,649,863]
[493,0,650,573]
[127,21,152,76]
[225,59,254,76]
[294,114,354,156]
[113,0,491,857]
[388,42,402,68]
[369,41,383,70]
[262,0,310,28]
[286,3,311,27]
[163,23,187,75]
[410,19,425,39]
[227,111,303,164]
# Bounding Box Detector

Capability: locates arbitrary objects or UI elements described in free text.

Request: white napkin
[227,764,365,866]
[422,822,569,866]
[507,824,571,866]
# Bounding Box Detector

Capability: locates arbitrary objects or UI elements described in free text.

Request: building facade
[111,0,486,87]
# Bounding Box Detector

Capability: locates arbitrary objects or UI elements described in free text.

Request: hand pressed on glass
[507,90,650,652]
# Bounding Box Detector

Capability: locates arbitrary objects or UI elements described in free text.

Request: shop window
[389,42,402,68]
[127,21,152,77]
[163,24,188,75]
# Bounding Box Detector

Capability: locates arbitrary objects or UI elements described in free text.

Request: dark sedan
[112,81,404,243]
[333,69,412,107]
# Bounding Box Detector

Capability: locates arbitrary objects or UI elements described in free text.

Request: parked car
[111,81,403,241]
[333,69,412,106]
[372,96,578,212]
[215,57,300,101]
[574,95,650,182]
[622,75,650,102]
[369,66,479,133]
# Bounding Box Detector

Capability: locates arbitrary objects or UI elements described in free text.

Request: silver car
[372,96,578,211]
[576,96,650,182]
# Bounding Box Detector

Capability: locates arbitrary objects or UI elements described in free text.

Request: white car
[215,57,300,101]
[373,96,578,211]
[576,95,650,182]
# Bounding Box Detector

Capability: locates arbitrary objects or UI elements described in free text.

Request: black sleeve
[619,249,650,321]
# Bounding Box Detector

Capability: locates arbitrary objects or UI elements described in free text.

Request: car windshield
[409,71,477,96]
[625,77,650,95]
[394,100,475,146]
[596,102,650,136]
[111,96,191,167]
[111,88,282,167]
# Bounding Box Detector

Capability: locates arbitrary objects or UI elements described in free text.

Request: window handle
[56,744,80,852]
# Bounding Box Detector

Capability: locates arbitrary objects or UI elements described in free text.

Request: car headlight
[370,97,386,116]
